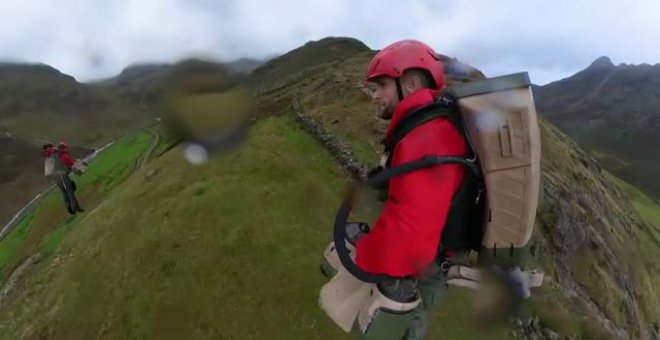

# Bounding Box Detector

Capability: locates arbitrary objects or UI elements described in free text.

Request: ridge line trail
[137,128,160,170]
[565,68,618,113]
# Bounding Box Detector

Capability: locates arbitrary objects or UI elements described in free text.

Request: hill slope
[1,37,660,340]
[534,56,660,198]
[0,115,520,340]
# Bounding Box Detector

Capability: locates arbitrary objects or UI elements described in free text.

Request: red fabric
[354,89,468,277]
[42,146,59,158]
[59,150,76,166]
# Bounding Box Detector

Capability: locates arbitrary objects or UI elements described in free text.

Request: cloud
[1,0,659,84]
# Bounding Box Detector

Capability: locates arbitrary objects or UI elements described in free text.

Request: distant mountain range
[534,56,660,198]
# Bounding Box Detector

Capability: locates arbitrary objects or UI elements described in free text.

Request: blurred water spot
[157,59,255,164]
[185,143,210,165]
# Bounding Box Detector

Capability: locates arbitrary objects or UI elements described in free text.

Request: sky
[1,0,659,85]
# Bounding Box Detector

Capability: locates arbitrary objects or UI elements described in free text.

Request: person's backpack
[42,144,74,177]
[42,144,57,177]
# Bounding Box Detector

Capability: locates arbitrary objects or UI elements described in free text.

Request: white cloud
[0,0,659,84]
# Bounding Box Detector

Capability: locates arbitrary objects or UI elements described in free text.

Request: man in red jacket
[354,39,470,339]
[42,142,84,215]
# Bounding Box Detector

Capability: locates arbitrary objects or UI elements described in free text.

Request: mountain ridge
[534,55,660,198]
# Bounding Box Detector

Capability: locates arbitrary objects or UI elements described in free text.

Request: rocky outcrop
[539,180,631,339]
[512,316,570,340]
[537,122,660,339]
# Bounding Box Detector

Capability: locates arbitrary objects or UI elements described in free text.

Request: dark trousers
[376,262,448,340]
[55,173,82,214]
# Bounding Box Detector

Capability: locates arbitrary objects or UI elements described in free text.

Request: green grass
[40,217,77,257]
[597,171,660,329]
[604,170,660,228]
[80,131,153,192]
[0,212,36,277]
[636,201,660,228]
[0,193,62,279]
[631,191,660,229]
[0,114,517,340]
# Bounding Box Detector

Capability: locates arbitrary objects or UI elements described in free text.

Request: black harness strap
[367,155,481,187]
[384,101,476,164]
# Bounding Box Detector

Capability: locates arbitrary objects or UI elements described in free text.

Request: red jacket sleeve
[60,151,76,166]
[355,118,468,277]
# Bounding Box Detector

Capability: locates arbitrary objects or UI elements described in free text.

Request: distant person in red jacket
[354,40,471,339]
[42,142,84,215]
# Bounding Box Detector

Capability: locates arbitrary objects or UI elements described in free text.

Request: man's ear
[402,74,422,95]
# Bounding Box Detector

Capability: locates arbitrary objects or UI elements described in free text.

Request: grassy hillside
[0,130,155,282]
[529,122,660,339]
[1,36,660,340]
[0,115,517,340]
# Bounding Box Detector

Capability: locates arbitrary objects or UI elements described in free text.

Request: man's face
[369,76,399,120]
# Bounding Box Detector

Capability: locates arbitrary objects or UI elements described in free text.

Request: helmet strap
[395,78,404,101]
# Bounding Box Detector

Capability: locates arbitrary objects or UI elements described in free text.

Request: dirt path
[136,128,160,170]
[565,68,618,113]
[0,253,42,309]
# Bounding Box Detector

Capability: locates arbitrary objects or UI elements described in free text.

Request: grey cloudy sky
[2,0,659,85]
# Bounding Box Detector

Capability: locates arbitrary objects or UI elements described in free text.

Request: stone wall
[291,94,370,181]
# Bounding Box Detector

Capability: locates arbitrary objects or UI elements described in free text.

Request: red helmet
[366,39,445,90]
